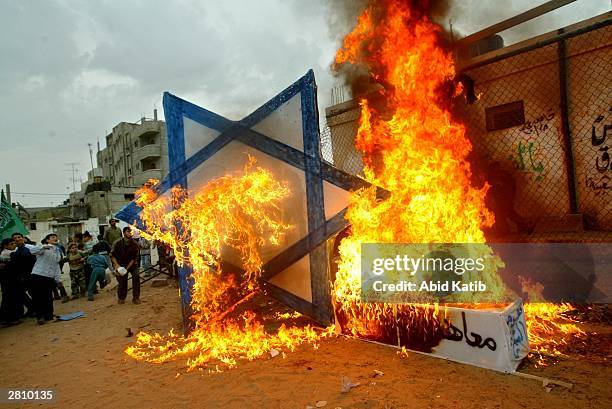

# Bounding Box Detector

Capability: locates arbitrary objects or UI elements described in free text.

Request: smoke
[323,0,369,43]
[327,0,455,101]
[326,0,610,103]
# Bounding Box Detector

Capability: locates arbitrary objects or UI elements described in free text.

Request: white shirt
[30,244,62,282]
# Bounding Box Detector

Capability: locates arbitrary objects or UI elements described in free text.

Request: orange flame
[331,0,586,358]
[331,0,508,349]
[126,157,327,370]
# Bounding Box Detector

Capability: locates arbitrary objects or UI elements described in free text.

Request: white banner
[431,299,529,373]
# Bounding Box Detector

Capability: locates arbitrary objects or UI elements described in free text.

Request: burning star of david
[116,70,383,328]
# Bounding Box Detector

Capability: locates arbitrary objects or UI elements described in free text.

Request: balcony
[134,144,161,162]
[133,169,163,187]
[133,120,162,138]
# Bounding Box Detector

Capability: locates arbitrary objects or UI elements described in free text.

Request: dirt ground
[0,281,610,409]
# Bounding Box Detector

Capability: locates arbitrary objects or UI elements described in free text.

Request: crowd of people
[0,218,175,326]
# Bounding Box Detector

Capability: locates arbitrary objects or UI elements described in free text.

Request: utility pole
[65,162,79,192]
[5,183,11,204]
[87,143,95,171]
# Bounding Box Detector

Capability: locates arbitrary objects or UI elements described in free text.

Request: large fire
[331,0,507,349]
[125,0,587,371]
[330,0,585,356]
[126,157,326,370]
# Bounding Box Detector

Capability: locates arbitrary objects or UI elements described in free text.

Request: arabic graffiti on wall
[519,109,555,136]
[511,140,545,181]
[507,110,555,182]
[586,107,612,195]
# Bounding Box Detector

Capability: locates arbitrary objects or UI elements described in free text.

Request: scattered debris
[270,348,280,358]
[316,401,327,408]
[56,311,85,321]
[126,328,133,337]
[512,371,573,389]
[341,376,360,393]
[372,370,384,378]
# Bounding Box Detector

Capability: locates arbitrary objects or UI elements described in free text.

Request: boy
[86,248,110,301]
[66,242,86,298]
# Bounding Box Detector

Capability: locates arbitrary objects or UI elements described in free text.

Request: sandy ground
[0,280,610,409]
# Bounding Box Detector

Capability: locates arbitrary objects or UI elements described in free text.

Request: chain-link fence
[320,102,365,177]
[321,16,612,243]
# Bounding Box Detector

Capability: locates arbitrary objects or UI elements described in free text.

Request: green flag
[0,190,29,240]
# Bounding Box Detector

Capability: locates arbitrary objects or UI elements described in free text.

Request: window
[100,194,105,198]
[485,101,525,132]
[29,222,37,230]
[136,163,140,170]
[134,141,139,148]
[124,193,135,200]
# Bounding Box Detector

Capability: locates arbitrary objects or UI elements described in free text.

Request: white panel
[323,180,351,221]
[431,299,528,373]
[251,92,304,152]
[183,116,221,160]
[186,140,308,267]
[268,255,312,302]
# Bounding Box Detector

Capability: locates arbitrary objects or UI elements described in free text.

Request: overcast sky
[1,0,609,207]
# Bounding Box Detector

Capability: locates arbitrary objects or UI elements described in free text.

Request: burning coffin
[432,300,529,373]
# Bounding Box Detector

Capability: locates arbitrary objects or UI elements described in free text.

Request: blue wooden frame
[116,70,382,332]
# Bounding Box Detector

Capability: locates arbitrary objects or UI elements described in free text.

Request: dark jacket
[10,245,35,282]
[111,238,139,271]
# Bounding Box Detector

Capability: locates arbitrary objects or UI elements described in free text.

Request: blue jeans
[88,268,106,297]
[140,254,151,270]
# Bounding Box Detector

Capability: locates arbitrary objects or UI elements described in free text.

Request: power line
[65,162,79,192]
[11,192,70,196]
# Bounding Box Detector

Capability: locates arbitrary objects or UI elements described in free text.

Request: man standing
[111,227,140,304]
[103,218,122,247]
[10,233,35,317]
[30,233,63,324]
[1,238,21,324]
[136,233,152,277]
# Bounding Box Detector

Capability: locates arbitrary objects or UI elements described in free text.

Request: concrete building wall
[458,42,571,222]
[565,26,612,229]
[458,16,611,229]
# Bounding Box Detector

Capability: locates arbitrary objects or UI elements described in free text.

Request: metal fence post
[557,32,579,214]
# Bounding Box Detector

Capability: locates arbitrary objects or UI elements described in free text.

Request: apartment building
[97,110,169,188]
